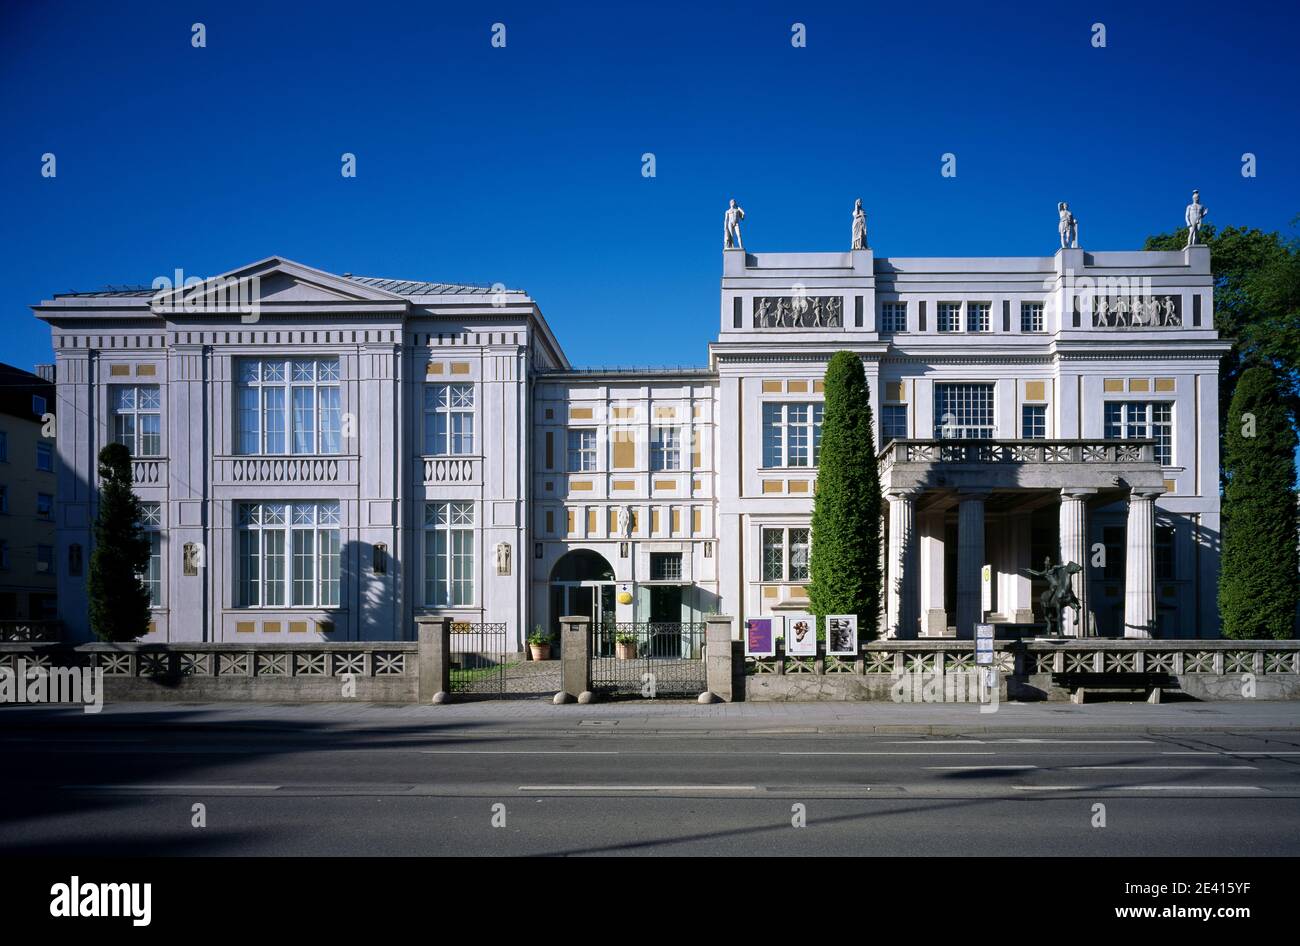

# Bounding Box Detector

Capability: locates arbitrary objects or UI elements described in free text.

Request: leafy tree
[1218,366,1299,639]
[87,443,152,642]
[808,351,882,640]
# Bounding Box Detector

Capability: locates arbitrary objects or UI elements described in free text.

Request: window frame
[236,501,341,609]
[567,427,597,472]
[138,502,163,607]
[762,402,825,468]
[236,358,342,457]
[1021,403,1047,439]
[649,426,681,472]
[881,404,909,442]
[880,301,907,333]
[111,384,163,458]
[36,492,54,520]
[933,383,996,440]
[423,382,476,456]
[1104,401,1173,465]
[937,302,963,333]
[423,501,475,607]
[966,301,991,333]
[761,526,811,583]
[1020,301,1045,333]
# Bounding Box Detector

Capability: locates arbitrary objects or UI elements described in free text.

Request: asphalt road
[2,702,1299,856]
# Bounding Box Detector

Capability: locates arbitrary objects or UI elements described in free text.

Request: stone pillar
[1059,488,1096,637]
[558,615,592,701]
[886,490,920,639]
[920,510,947,635]
[1123,489,1160,639]
[1005,513,1034,623]
[955,491,988,639]
[704,615,736,702]
[416,615,451,703]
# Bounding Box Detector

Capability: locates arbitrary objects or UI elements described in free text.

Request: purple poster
[745,617,776,657]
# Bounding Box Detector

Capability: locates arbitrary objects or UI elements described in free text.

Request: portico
[879,439,1166,639]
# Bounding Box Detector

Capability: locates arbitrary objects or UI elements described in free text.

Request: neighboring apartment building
[0,362,57,623]
[33,235,1228,644]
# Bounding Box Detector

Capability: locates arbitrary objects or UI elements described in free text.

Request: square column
[1059,487,1097,637]
[919,510,947,635]
[955,490,988,639]
[1004,512,1034,623]
[886,489,920,639]
[1123,488,1161,638]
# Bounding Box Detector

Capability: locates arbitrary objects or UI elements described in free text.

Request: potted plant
[615,631,638,660]
[528,626,553,661]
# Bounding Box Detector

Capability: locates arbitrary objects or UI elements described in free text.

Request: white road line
[782,751,995,756]
[517,785,758,792]
[1125,786,1266,792]
[63,784,281,791]
[881,740,986,745]
[925,765,1038,770]
[1013,785,1089,791]
[1225,751,1300,756]
[1161,751,1221,755]
[1066,765,1258,771]
[989,739,1153,745]
[419,750,618,755]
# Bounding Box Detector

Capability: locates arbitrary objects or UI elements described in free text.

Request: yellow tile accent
[1128,378,1150,393]
[885,382,905,402]
[670,509,681,534]
[146,621,157,634]
[1103,379,1124,393]
[794,586,811,599]
[1163,479,1176,493]
[566,510,575,534]
[450,362,471,375]
[136,364,157,377]
[289,621,308,633]
[654,406,676,418]
[263,621,281,634]
[692,508,702,533]
[611,480,634,490]
[812,380,824,393]
[762,480,782,494]
[763,585,779,600]
[587,509,597,533]
[569,407,594,420]
[653,479,674,491]
[651,509,661,534]
[236,621,255,634]
[693,478,702,490]
[693,404,702,417]
[609,508,619,532]
[569,480,593,491]
[109,364,130,377]
[1024,381,1046,402]
[612,407,635,419]
[611,429,635,469]
[427,362,444,375]
[787,380,809,394]
[788,480,809,494]
[1155,377,1176,392]
[545,510,554,533]
[762,380,782,393]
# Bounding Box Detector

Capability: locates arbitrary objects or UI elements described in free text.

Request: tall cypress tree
[1219,365,1299,639]
[88,443,152,642]
[809,351,882,640]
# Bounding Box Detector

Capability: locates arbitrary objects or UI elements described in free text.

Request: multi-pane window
[1021,302,1045,333]
[938,302,962,333]
[650,552,683,581]
[882,404,908,441]
[567,428,596,471]
[37,544,54,575]
[37,493,53,519]
[1104,402,1172,465]
[237,359,341,456]
[762,403,824,467]
[423,384,475,455]
[237,502,341,607]
[934,383,996,439]
[966,302,991,333]
[761,527,811,582]
[1021,404,1047,439]
[139,502,162,607]
[32,395,47,417]
[880,302,907,333]
[112,385,161,457]
[424,501,474,606]
[36,442,53,472]
[650,427,680,471]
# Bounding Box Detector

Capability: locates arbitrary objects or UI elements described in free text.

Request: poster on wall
[827,614,859,655]
[745,617,778,657]
[785,612,817,656]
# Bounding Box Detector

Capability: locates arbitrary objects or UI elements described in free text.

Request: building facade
[0,363,58,623]
[35,237,1228,644]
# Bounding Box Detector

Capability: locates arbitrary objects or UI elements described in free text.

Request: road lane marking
[63,784,281,791]
[988,739,1153,745]
[925,765,1037,770]
[782,751,995,756]
[518,785,758,792]
[1126,786,1266,792]
[419,750,618,755]
[1066,765,1258,771]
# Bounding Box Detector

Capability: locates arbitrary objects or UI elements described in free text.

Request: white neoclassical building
[34,224,1228,645]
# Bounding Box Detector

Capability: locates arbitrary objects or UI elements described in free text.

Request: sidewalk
[3,698,1298,735]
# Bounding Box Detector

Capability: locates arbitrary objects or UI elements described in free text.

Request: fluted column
[1123,488,1161,638]
[1059,488,1096,637]
[919,510,947,635]
[955,491,988,639]
[886,489,920,639]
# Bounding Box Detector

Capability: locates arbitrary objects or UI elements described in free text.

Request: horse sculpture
[1024,556,1083,636]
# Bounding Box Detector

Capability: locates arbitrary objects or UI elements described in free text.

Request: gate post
[417,615,452,704]
[703,615,738,703]
[556,615,591,704]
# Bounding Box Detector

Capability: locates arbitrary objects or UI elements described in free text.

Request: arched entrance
[548,549,617,639]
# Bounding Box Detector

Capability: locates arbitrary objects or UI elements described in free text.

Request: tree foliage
[87,443,152,642]
[1218,366,1299,639]
[808,351,882,640]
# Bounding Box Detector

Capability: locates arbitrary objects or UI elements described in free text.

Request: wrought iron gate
[590,622,707,698]
[448,623,559,699]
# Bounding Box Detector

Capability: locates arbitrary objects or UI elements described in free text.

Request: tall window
[761,527,810,582]
[237,359,341,456]
[762,403,824,467]
[650,427,680,471]
[938,302,962,333]
[966,302,990,333]
[37,493,53,519]
[934,383,995,439]
[424,501,474,606]
[36,442,53,472]
[1155,524,1176,581]
[1021,404,1047,439]
[139,502,162,607]
[237,501,341,607]
[0,430,8,461]
[567,428,596,471]
[880,302,907,333]
[37,544,54,575]
[1021,302,1045,333]
[1104,402,1172,465]
[112,385,161,457]
[423,384,475,455]
[882,404,908,441]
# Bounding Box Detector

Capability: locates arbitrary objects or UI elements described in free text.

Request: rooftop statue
[724,199,745,250]
[1185,189,1208,247]
[851,198,868,250]
[1058,202,1079,249]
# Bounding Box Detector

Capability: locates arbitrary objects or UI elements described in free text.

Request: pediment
[149,256,408,312]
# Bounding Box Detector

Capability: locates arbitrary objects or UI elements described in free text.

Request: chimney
[34,364,55,382]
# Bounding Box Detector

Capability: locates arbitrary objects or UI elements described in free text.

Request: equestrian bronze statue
[1024,556,1083,636]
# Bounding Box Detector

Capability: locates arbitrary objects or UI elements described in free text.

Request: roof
[0,362,55,422]
[52,275,522,299]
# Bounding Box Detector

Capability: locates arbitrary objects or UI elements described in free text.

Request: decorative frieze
[1092,295,1182,328]
[752,295,844,328]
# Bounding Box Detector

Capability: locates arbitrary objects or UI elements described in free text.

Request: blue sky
[1,0,1297,371]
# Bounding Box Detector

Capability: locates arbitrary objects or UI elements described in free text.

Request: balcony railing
[879,438,1157,470]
